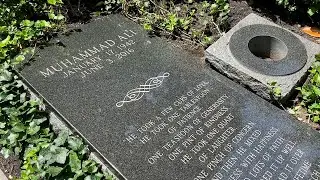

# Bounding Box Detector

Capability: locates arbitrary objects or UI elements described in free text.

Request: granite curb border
[0,168,8,180]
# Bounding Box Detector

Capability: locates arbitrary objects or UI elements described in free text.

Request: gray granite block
[18,14,320,180]
[206,13,320,101]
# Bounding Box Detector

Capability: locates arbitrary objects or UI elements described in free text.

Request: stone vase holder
[206,13,320,102]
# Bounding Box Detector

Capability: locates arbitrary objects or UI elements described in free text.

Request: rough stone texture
[18,14,320,180]
[206,53,270,99]
[206,13,320,101]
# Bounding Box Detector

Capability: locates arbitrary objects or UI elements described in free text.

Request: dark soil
[229,0,320,44]
[0,154,20,179]
[62,0,104,23]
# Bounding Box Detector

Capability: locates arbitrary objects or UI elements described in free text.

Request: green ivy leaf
[47,166,63,177]
[273,87,282,96]
[35,20,51,28]
[21,20,34,27]
[24,146,40,159]
[313,115,320,123]
[12,123,26,132]
[48,13,56,20]
[94,173,104,179]
[27,107,37,115]
[20,93,26,103]
[79,145,89,155]
[308,7,317,16]
[143,23,152,31]
[312,85,320,96]
[0,129,9,135]
[310,102,320,110]
[68,136,83,151]
[84,173,104,180]
[0,36,10,48]
[27,122,40,135]
[104,172,114,180]
[47,0,57,5]
[82,160,98,173]
[73,170,84,179]
[4,94,14,101]
[0,122,6,129]
[54,131,68,146]
[312,73,320,85]
[7,133,19,145]
[315,53,320,61]
[39,146,52,164]
[84,175,94,180]
[33,117,47,125]
[14,55,25,64]
[56,14,65,20]
[14,146,21,155]
[0,67,12,82]
[69,151,81,172]
[1,147,12,158]
[55,147,69,164]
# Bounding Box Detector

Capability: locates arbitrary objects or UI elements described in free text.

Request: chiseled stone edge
[0,168,8,180]
[205,52,270,100]
[205,51,308,104]
[27,84,120,180]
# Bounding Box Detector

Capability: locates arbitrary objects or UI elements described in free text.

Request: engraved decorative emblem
[116,72,170,107]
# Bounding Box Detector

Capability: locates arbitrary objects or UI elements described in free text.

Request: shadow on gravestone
[206,13,320,103]
[18,14,320,180]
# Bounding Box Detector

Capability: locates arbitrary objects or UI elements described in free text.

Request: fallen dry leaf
[302,26,320,38]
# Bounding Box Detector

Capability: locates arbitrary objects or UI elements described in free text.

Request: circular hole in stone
[248,36,288,61]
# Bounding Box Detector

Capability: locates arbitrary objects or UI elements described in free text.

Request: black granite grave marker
[19,15,320,180]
